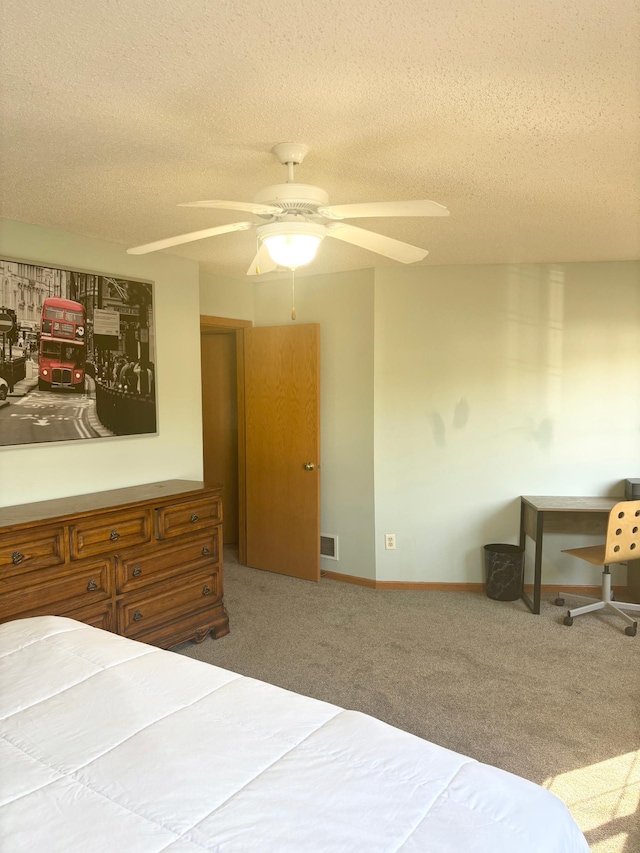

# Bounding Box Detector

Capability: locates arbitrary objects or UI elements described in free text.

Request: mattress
[0,616,589,852]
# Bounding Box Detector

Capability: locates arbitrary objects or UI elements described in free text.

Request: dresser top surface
[0,480,222,531]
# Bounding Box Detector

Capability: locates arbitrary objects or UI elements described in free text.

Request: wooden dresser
[0,480,229,648]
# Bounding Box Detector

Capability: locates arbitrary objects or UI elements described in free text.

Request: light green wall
[373,261,640,585]
[199,266,254,322]
[199,259,640,587]
[0,219,203,507]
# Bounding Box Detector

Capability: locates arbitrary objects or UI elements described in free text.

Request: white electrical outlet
[385,533,396,550]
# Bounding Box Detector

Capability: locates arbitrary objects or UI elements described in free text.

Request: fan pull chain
[291,268,297,321]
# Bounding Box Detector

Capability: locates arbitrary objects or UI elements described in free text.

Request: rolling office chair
[555,499,640,636]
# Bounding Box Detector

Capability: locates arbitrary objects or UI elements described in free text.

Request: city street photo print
[0,258,157,447]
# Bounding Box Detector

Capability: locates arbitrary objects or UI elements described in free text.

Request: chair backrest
[604,500,640,564]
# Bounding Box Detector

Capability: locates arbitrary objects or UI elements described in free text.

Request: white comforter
[0,616,588,852]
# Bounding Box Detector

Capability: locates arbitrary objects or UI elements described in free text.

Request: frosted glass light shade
[263,234,321,268]
[258,222,326,270]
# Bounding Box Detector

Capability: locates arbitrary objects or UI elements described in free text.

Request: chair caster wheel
[563,615,574,626]
[624,624,637,637]
[555,597,565,607]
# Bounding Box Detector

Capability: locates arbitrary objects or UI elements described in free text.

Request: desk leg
[519,502,534,613]
[532,511,543,614]
[519,503,542,615]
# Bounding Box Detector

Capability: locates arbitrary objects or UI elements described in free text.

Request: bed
[1,616,588,852]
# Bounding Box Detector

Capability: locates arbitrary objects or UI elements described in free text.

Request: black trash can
[483,543,524,601]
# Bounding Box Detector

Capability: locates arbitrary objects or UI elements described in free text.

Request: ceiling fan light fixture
[258,222,326,270]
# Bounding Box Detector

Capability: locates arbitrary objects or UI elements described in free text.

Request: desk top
[521,495,620,512]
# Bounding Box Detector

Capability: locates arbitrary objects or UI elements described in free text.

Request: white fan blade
[127,222,253,255]
[318,199,449,220]
[178,199,281,215]
[247,243,278,276]
[327,223,428,263]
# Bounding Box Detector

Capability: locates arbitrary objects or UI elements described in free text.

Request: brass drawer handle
[87,579,98,592]
[133,610,143,622]
[201,546,210,555]
[190,513,199,523]
[110,530,120,541]
[132,566,142,577]
[12,551,24,565]
[202,585,212,596]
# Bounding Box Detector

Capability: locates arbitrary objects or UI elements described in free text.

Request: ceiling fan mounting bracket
[271,142,309,166]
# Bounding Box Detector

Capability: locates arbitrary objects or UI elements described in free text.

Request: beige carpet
[174,549,640,852]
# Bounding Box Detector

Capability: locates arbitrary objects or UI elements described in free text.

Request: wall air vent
[320,533,338,560]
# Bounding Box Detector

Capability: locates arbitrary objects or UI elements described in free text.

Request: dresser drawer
[116,531,220,593]
[66,602,115,632]
[69,509,152,560]
[129,604,228,649]
[118,570,220,639]
[0,559,112,622]
[11,601,116,632]
[0,526,65,578]
[155,496,222,540]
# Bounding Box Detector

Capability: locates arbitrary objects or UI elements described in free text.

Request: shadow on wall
[527,417,553,450]
[430,398,470,448]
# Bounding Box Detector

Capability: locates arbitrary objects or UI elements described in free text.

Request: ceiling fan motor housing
[253,183,329,216]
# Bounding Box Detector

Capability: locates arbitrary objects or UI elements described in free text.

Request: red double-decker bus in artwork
[38,297,86,392]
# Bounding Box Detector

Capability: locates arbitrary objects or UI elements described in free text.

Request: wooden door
[200,333,239,543]
[244,324,320,581]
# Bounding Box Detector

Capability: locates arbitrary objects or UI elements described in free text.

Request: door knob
[303,462,315,471]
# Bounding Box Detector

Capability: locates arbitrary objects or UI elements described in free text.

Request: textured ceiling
[1,0,639,280]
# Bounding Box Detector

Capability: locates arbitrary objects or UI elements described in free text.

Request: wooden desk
[519,496,619,614]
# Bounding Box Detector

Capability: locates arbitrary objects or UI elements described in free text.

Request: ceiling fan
[127,143,450,275]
